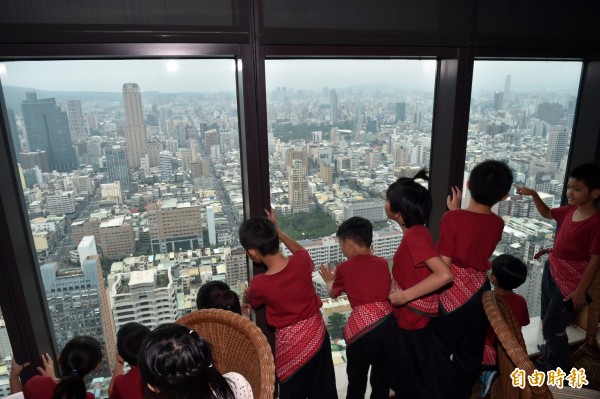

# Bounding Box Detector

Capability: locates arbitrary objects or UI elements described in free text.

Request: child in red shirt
[241,209,337,399]
[109,322,151,399]
[319,216,396,399]
[385,169,454,398]
[431,159,513,399]
[515,162,600,371]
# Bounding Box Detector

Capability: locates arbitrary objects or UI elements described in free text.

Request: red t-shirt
[483,292,529,365]
[551,206,600,261]
[333,254,391,307]
[109,366,144,399]
[437,210,504,272]
[24,376,95,399]
[392,225,439,330]
[246,249,322,329]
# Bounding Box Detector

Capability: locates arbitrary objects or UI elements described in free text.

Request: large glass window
[0,59,246,381]
[467,60,583,317]
[265,58,436,389]
[0,307,14,397]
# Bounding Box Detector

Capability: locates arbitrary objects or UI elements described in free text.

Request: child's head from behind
[139,323,231,399]
[386,169,431,228]
[238,217,279,260]
[117,322,151,366]
[468,160,513,207]
[52,336,102,399]
[336,217,373,257]
[568,163,600,204]
[197,281,242,314]
[492,254,527,290]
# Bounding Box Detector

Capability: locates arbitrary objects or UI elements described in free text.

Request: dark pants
[394,322,433,399]
[346,315,396,399]
[279,331,338,399]
[429,280,491,399]
[540,260,575,371]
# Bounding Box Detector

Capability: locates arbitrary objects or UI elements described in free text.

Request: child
[10,336,102,399]
[109,322,151,399]
[318,216,396,399]
[480,254,530,397]
[197,281,242,314]
[430,159,513,399]
[240,209,337,399]
[514,162,600,371]
[385,169,454,398]
[139,323,253,399]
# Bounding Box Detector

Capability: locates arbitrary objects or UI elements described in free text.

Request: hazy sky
[0,59,582,94]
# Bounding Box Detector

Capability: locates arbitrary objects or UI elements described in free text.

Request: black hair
[492,254,528,290]
[336,217,373,248]
[468,160,514,207]
[138,323,234,399]
[197,281,242,314]
[116,322,151,366]
[386,169,432,228]
[238,217,279,256]
[52,336,102,399]
[569,163,600,201]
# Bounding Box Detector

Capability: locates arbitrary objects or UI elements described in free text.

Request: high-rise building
[224,247,247,287]
[395,102,406,123]
[147,199,203,253]
[537,102,563,125]
[67,100,86,140]
[7,108,21,154]
[98,215,135,260]
[288,159,309,214]
[330,89,338,124]
[105,145,131,193]
[122,83,148,170]
[46,190,76,215]
[504,75,511,102]
[207,205,216,246]
[342,200,387,223]
[109,268,177,331]
[285,146,309,175]
[159,150,173,182]
[319,161,335,186]
[546,125,570,164]
[21,92,77,172]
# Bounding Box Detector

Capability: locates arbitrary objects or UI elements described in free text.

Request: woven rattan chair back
[482,291,553,399]
[177,309,275,399]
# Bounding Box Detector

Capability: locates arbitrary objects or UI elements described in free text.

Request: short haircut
[569,163,600,197]
[197,281,242,314]
[386,169,432,228]
[117,322,151,366]
[336,217,373,248]
[468,160,513,207]
[492,254,528,290]
[238,217,279,256]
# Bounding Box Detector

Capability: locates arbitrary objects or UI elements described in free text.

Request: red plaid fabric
[439,265,487,314]
[549,252,587,299]
[275,312,327,382]
[344,301,393,345]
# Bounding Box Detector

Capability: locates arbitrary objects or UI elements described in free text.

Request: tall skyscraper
[67,100,86,140]
[21,92,77,172]
[105,145,131,193]
[7,108,21,154]
[546,125,570,164]
[395,102,406,123]
[207,205,217,246]
[288,159,309,214]
[123,83,148,170]
[330,89,338,124]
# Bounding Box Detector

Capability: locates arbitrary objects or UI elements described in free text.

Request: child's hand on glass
[447,186,462,210]
[318,263,335,283]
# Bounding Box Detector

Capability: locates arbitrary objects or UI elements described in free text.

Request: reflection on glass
[0,59,245,384]
[467,60,582,317]
[265,59,436,376]
[0,307,15,398]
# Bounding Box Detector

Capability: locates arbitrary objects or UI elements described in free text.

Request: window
[0,58,247,376]
[467,60,583,316]
[265,58,436,387]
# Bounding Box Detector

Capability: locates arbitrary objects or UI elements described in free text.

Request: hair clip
[71,369,78,376]
[189,330,194,335]
[208,363,213,368]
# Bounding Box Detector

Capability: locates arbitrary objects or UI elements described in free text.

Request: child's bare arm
[265,208,304,253]
[9,358,30,393]
[565,254,600,311]
[389,256,453,306]
[514,184,552,219]
[318,263,337,298]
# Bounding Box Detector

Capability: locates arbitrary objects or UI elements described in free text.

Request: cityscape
[0,59,582,396]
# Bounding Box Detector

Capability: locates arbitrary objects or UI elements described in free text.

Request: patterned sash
[439,265,487,314]
[275,312,326,382]
[482,339,497,366]
[407,293,440,316]
[344,301,393,346]
[549,252,588,299]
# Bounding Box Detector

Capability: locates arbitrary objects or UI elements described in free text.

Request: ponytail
[412,168,429,182]
[52,374,87,399]
[52,336,102,399]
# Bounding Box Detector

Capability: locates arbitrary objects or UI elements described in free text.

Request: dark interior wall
[0,0,598,52]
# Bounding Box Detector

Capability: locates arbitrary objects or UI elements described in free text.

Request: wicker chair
[177,309,275,399]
